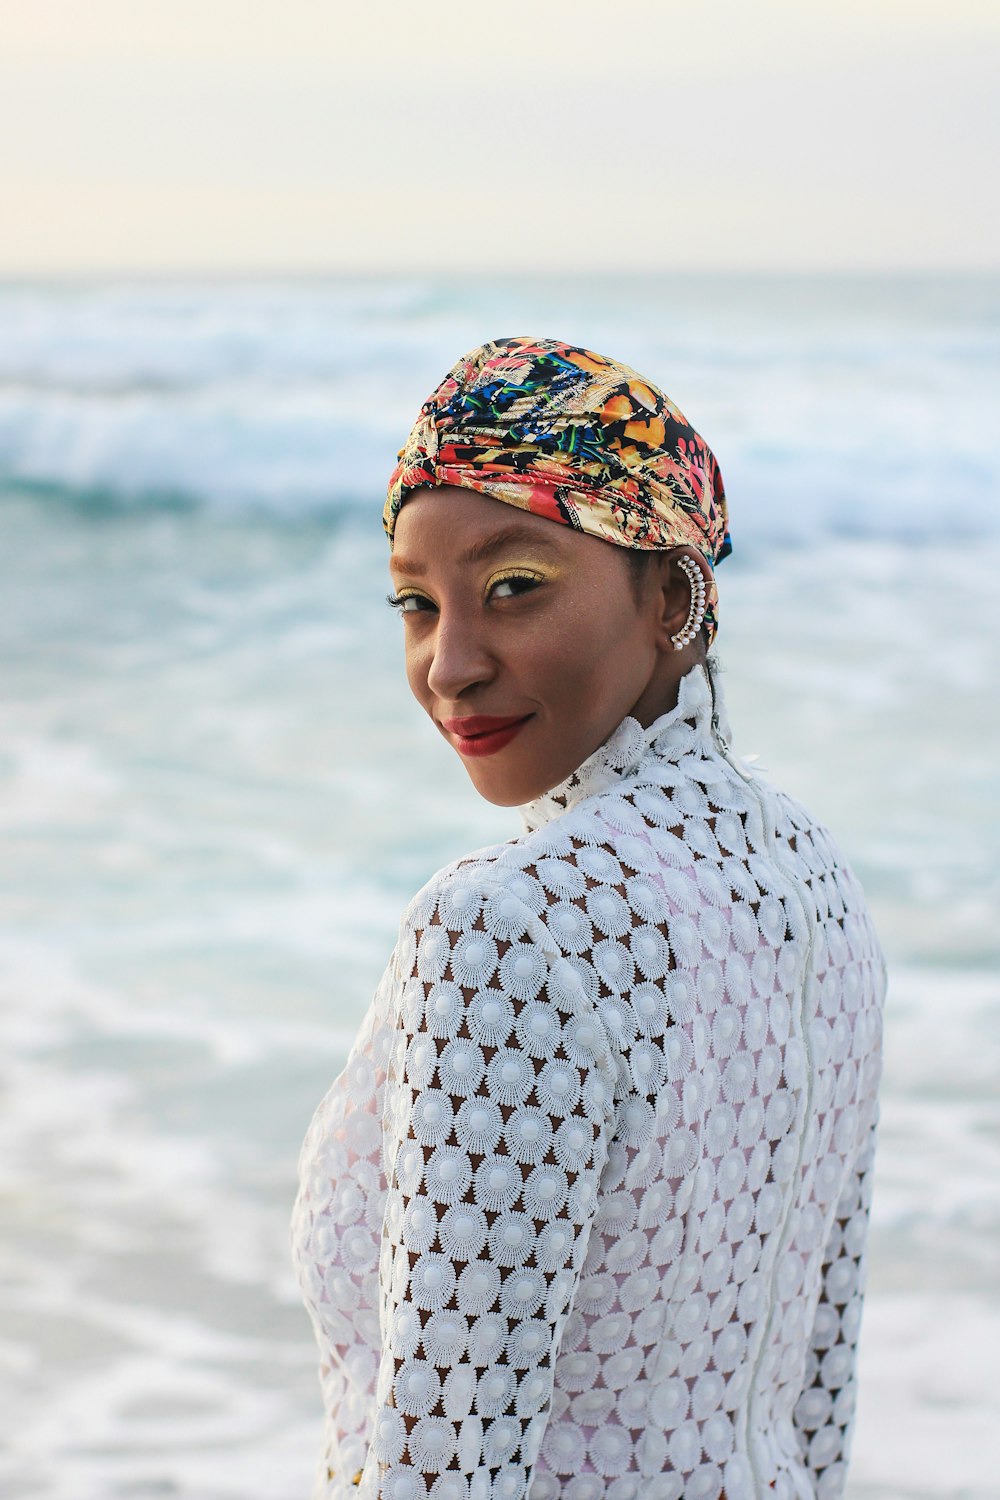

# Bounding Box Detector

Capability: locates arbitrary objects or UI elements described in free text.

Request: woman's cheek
[404,641,433,707]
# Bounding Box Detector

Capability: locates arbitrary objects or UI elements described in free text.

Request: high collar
[517,654,733,834]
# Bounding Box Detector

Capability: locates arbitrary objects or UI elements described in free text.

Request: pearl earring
[670,554,707,650]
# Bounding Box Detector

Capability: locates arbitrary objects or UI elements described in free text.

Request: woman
[291,337,887,1500]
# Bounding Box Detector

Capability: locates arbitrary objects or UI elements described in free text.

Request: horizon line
[1,265,998,284]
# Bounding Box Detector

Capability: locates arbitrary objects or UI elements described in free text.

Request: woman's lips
[440,712,534,758]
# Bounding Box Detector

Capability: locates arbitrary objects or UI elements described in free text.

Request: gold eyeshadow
[486,565,548,587]
[385,556,562,618]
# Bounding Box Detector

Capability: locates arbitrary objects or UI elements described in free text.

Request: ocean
[1,274,998,1498]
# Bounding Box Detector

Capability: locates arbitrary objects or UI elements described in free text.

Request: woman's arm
[791,1109,879,1499]
[365,865,620,1500]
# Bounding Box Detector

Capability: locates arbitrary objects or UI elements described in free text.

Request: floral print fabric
[383,337,733,647]
[291,659,887,1500]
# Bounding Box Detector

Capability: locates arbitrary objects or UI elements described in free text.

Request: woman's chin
[461,757,550,809]
[463,772,533,808]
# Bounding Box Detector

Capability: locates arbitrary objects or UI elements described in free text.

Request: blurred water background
[1,273,998,1498]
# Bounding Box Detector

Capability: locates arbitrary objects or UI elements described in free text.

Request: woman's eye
[385,591,432,613]
[385,574,543,614]
[489,573,543,601]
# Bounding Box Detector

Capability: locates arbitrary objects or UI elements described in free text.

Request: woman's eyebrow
[390,523,560,577]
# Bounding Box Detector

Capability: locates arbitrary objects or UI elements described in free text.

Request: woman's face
[389,484,691,806]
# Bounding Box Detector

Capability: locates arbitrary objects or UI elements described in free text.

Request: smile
[441,713,534,758]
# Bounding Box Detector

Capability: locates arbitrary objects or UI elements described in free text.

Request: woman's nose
[424,606,496,701]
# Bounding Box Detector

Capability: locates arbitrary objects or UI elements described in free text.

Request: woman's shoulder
[393,827,626,1091]
[397,807,619,930]
[396,827,559,943]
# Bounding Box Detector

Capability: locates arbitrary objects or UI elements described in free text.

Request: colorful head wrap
[384,335,732,646]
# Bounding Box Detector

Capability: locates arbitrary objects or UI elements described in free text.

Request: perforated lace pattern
[292,660,886,1500]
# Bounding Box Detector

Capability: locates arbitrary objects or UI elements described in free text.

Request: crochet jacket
[291,655,887,1500]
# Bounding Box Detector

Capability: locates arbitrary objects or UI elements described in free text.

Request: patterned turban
[384,335,732,646]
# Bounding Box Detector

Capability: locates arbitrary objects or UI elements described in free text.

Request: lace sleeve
[791,1110,879,1499]
[366,865,620,1500]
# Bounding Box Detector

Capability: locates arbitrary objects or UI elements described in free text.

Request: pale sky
[1,0,998,273]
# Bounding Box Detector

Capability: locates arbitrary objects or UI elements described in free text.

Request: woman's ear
[651,552,688,649]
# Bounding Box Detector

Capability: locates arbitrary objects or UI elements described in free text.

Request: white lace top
[291,656,887,1500]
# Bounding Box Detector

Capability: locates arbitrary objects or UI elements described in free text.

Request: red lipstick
[440,712,534,758]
